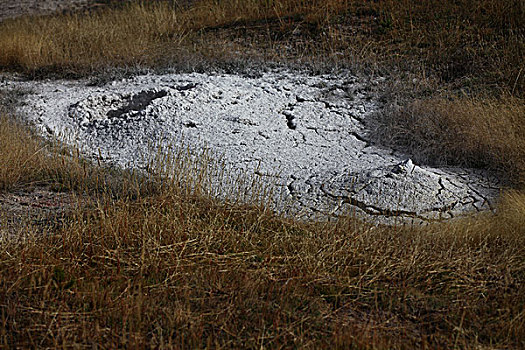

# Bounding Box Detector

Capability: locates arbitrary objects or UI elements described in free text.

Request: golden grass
[373,95,525,184]
[0,107,524,349]
[0,1,524,347]
[0,0,522,93]
[0,113,48,190]
[2,182,525,347]
[0,113,95,192]
[0,2,188,74]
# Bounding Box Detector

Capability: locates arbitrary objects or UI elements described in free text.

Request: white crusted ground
[7,70,500,223]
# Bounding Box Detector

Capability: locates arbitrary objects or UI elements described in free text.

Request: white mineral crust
[11,70,500,223]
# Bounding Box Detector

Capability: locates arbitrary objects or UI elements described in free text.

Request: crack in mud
[320,183,454,221]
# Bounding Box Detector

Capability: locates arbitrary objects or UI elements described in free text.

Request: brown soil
[0,186,83,238]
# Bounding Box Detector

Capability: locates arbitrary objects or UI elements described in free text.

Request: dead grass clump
[372,96,525,183]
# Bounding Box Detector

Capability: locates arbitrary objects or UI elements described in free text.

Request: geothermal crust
[8,70,500,223]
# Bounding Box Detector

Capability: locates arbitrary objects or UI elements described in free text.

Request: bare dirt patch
[0,186,82,237]
[10,71,501,223]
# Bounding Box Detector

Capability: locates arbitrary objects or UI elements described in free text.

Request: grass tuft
[370,95,525,184]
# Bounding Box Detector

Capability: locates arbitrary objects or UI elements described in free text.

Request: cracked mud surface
[7,70,500,223]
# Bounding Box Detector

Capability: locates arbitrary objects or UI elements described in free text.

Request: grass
[0,0,524,348]
[0,112,81,192]
[0,2,188,77]
[369,94,525,185]
[0,0,522,94]
[1,113,524,348]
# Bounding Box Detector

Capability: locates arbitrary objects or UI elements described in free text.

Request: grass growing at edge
[0,113,92,192]
[370,95,525,185]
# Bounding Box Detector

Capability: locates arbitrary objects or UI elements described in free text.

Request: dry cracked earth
[4,71,501,224]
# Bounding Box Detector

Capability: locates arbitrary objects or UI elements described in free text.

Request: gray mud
[6,70,501,223]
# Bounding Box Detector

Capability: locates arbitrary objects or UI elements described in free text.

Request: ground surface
[0,0,101,22]
[0,2,522,348]
[8,71,501,223]
[0,0,506,224]
[0,186,81,238]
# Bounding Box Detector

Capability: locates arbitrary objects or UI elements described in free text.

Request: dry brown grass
[0,107,524,349]
[371,95,525,184]
[0,1,524,348]
[0,0,522,93]
[0,111,158,197]
[1,166,524,347]
[0,113,85,192]
[0,2,188,76]
[365,0,524,93]
[0,114,47,190]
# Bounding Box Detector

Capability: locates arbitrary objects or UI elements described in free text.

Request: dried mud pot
[7,71,500,223]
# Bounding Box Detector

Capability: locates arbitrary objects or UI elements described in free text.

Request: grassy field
[0,0,522,90]
[1,111,524,348]
[0,0,524,348]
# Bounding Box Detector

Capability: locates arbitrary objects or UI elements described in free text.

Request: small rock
[392,159,415,174]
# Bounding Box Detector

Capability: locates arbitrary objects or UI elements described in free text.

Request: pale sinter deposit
[8,70,500,223]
